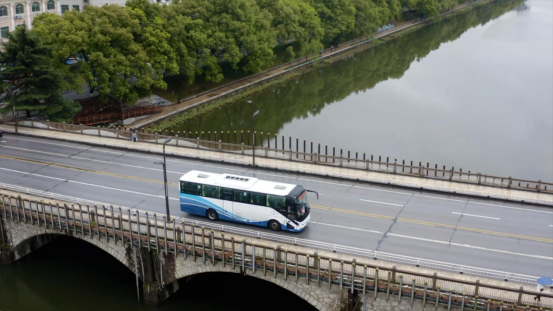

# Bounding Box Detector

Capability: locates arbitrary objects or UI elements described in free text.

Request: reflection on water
[0,237,315,311]
[169,0,552,182]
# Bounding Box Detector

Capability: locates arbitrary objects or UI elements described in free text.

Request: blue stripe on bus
[179,193,305,232]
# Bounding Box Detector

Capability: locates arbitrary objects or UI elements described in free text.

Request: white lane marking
[451,212,500,220]
[4,136,246,171]
[0,140,6,143]
[415,195,466,203]
[0,167,180,201]
[549,225,553,227]
[360,199,404,207]
[469,201,553,215]
[2,179,545,278]
[5,136,415,197]
[1,145,187,176]
[298,177,412,195]
[316,222,382,234]
[387,233,553,260]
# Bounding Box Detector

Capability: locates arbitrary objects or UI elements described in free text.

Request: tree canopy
[0,27,80,122]
[29,0,463,109]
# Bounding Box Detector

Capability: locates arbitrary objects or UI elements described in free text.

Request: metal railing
[1,192,552,310]
[5,120,552,196]
[0,184,542,285]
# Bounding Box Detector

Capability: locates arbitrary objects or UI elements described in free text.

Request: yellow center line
[310,204,553,244]
[3,154,552,244]
[0,153,179,187]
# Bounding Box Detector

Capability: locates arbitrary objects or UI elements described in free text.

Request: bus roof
[179,170,300,197]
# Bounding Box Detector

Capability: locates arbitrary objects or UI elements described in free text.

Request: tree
[285,46,296,61]
[308,0,356,45]
[0,27,80,122]
[33,5,177,104]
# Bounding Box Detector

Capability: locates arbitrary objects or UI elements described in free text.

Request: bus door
[221,188,234,216]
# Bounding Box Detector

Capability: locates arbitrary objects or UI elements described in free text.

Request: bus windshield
[296,191,308,217]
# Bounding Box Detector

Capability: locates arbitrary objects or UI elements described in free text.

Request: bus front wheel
[206,209,219,221]
[268,220,281,231]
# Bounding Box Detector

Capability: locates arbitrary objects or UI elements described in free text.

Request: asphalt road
[0,133,552,278]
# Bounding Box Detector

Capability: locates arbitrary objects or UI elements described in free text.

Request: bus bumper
[284,214,310,232]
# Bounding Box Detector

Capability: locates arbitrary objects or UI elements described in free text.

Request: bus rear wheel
[268,220,281,231]
[206,209,219,221]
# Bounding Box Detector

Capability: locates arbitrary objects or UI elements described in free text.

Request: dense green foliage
[29,0,471,104]
[162,0,523,135]
[0,27,80,122]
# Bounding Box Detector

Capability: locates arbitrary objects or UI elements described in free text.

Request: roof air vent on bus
[198,173,209,178]
[274,185,287,190]
[225,176,231,179]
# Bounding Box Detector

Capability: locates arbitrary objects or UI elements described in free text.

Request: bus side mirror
[306,189,319,200]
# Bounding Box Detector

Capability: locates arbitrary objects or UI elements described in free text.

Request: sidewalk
[2,124,552,206]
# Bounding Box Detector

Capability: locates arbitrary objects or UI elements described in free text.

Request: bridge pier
[132,247,180,305]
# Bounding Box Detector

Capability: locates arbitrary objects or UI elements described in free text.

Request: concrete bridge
[1,192,552,311]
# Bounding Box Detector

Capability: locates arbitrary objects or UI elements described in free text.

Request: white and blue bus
[179,170,317,232]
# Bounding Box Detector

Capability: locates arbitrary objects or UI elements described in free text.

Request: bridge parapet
[1,191,552,311]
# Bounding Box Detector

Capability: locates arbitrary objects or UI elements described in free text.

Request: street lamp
[154,136,172,221]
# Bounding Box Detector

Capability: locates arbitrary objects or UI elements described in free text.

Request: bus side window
[180,182,187,194]
[251,193,267,206]
[234,191,250,203]
[203,185,219,199]
[222,188,234,201]
[268,195,286,212]
[185,182,202,196]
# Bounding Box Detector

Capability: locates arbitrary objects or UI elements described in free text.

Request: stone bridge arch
[2,219,133,273]
[173,256,340,311]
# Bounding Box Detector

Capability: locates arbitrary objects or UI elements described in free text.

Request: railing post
[155,133,159,144]
[447,290,453,311]
[231,237,235,269]
[517,287,523,305]
[432,272,438,290]
[263,246,267,276]
[477,172,481,184]
[461,292,466,311]
[220,233,225,266]
[423,282,428,307]
[350,262,355,294]
[393,159,397,174]
[436,286,441,310]
[363,266,367,311]
[508,176,512,188]
[386,271,391,301]
[241,240,246,274]
[474,280,480,297]
[411,279,416,306]
[80,124,83,134]
[399,275,403,302]
[374,267,378,299]
[306,254,310,285]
